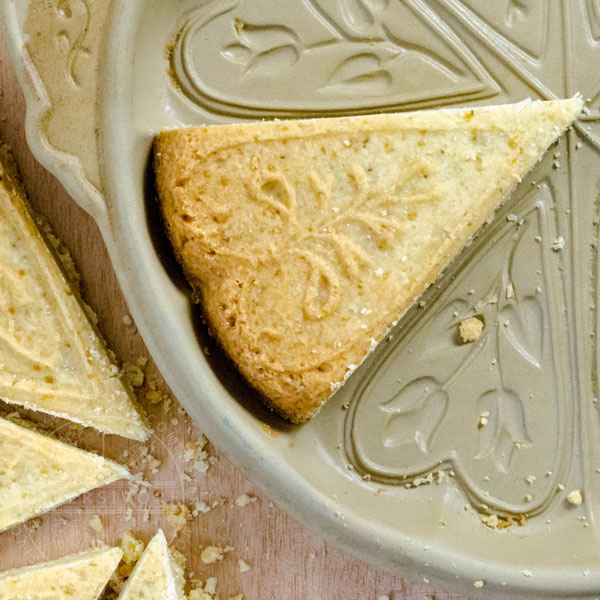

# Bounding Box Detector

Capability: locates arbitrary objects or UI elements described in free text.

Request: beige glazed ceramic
[4,1,600,597]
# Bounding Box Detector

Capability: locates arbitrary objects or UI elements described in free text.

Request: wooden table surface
[0,32,471,600]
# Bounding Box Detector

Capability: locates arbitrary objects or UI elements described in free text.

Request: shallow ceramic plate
[4,1,600,597]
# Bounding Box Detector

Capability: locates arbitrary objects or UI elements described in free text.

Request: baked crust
[154,99,581,422]
[0,146,149,439]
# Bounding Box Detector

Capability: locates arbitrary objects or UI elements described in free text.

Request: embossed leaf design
[302,251,341,320]
[246,45,299,75]
[476,389,531,472]
[499,295,544,368]
[57,0,74,19]
[340,0,376,32]
[221,43,252,65]
[507,0,529,24]
[362,0,390,14]
[380,377,448,453]
[326,53,393,94]
[237,23,299,52]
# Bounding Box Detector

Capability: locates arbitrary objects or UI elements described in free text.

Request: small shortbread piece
[117,530,185,600]
[0,547,122,600]
[0,417,129,532]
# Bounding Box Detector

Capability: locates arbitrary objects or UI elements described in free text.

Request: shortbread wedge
[0,546,122,600]
[0,416,130,532]
[0,146,148,440]
[154,98,581,422]
[118,530,185,600]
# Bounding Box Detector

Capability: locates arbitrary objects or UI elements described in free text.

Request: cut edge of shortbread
[0,546,123,600]
[0,416,130,533]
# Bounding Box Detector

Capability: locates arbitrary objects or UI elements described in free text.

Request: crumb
[37,216,81,293]
[552,236,565,251]
[122,362,145,387]
[200,545,233,564]
[164,503,191,536]
[524,494,533,502]
[481,514,499,529]
[407,472,434,488]
[26,517,43,531]
[188,589,212,600]
[192,501,212,516]
[525,475,536,485]
[170,547,187,572]
[239,558,251,572]
[459,317,484,343]
[183,435,212,473]
[117,531,145,580]
[235,494,257,507]
[261,423,278,438]
[473,580,484,588]
[145,377,167,405]
[122,315,134,326]
[523,570,533,577]
[567,489,583,505]
[439,519,447,527]
[88,515,103,533]
[506,283,514,299]
[478,411,490,428]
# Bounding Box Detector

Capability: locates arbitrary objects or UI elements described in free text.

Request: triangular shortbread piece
[154,98,581,422]
[0,546,122,600]
[0,147,148,440]
[0,416,130,532]
[118,530,185,600]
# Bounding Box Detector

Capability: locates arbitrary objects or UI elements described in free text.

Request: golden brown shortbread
[154,99,581,422]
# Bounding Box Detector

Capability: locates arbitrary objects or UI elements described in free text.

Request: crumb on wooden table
[183,435,212,473]
[120,531,145,565]
[239,558,251,573]
[164,503,191,537]
[88,515,102,533]
[200,545,234,564]
[235,494,257,508]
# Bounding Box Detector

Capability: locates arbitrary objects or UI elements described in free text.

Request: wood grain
[0,32,472,600]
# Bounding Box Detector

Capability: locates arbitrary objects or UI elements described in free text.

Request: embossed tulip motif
[170,0,497,116]
[380,377,448,454]
[221,24,300,75]
[345,187,569,516]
